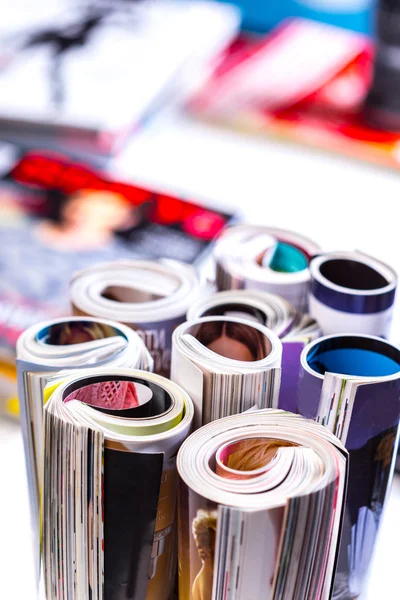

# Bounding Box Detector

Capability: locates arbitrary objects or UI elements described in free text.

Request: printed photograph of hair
[191,509,218,600]
[194,320,269,362]
[47,320,117,345]
[221,438,298,474]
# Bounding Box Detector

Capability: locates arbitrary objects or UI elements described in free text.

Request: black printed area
[62,375,172,418]
[104,449,163,600]
[319,259,389,291]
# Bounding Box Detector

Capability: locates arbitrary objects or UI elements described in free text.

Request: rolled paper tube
[308,250,397,338]
[298,334,400,598]
[69,259,200,377]
[213,224,320,312]
[186,289,321,412]
[16,316,152,585]
[177,409,348,600]
[42,368,194,600]
[171,315,282,429]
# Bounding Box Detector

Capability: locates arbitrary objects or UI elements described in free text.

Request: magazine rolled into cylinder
[16,316,152,581]
[42,368,194,600]
[187,289,321,412]
[297,334,400,599]
[213,224,320,312]
[177,409,348,600]
[309,251,397,338]
[187,288,321,338]
[171,315,282,429]
[69,259,200,377]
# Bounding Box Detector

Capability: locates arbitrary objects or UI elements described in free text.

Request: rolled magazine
[70,259,200,376]
[308,251,397,338]
[187,289,321,411]
[171,316,282,429]
[187,288,320,340]
[16,316,152,579]
[42,368,194,600]
[177,409,348,600]
[213,225,320,312]
[297,334,400,599]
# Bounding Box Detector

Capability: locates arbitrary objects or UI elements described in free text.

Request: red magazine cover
[0,141,234,416]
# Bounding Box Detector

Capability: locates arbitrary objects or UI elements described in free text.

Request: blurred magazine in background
[0,140,236,418]
[0,0,240,156]
[187,17,400,173]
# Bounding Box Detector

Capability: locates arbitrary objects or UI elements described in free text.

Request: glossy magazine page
[177,409,348,600]
[171,315,282,429]
[42,369,194,600]
[16,317,152,585]
[186,288,321,412]
[308,251,397,338]
[70,259,200,377]
[213,224,320,312]
[297,334,400,599]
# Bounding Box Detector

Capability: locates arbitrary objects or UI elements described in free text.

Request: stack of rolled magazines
[13,224,400,600]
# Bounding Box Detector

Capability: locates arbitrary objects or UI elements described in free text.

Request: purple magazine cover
[279,341,307,414]
[297,337,400,600]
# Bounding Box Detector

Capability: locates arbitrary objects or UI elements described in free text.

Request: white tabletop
[1,107,400,598]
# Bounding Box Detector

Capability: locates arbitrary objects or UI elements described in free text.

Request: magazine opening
[307,336,400,377]
[101,284,166,303]
[215,437,297,479]
[189,319,271,361]
[202,303,267,325]
[36,320,125,345]
[319,258,389,291]
[62,375,172,418]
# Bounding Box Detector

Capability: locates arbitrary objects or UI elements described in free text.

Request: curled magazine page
[186,288,321,412]
[187,289,298,338]
[171,316,282,428]
[308,250,397,338]
[177,409,348,600]
[213,225,320,312]
[70,259,199,377]
[15,317,152,590]
[187,288,321,341]
[42,368,194,600]
[297,333,400,599]
[170,338,205,430]
[17,318,152,369]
